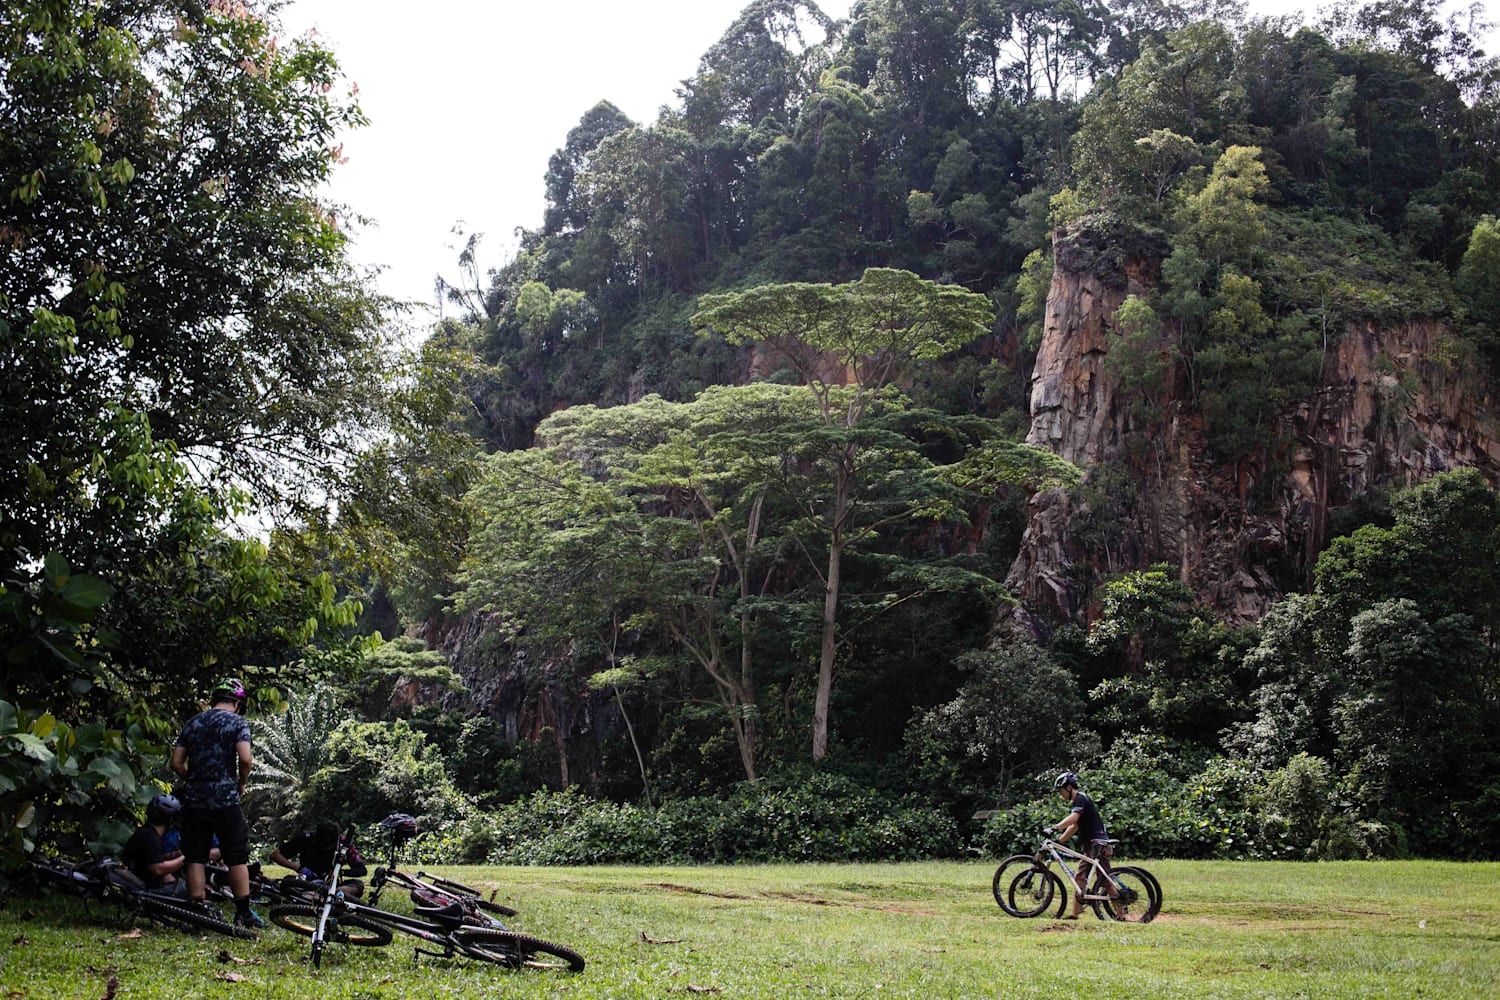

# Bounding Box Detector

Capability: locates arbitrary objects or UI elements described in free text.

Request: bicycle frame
[326,893,485,954]
[367,829,514,923]
[300,828,498,963]
[1034,837,1121,902]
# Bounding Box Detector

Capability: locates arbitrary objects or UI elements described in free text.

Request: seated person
[269,820,367,896]
[122,793,187,895]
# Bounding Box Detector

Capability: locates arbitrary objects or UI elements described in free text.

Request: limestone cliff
[1009,227,1500,626]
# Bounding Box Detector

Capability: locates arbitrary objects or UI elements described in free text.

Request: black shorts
[180,804,250,866]
[1086,840,1115,866]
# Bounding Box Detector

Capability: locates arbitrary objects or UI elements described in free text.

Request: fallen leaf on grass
[215,950,261,966]
[641,930,685,944]
[213,972,249,983]
[99,969,119,1000]
[11,934,26,946]
[113,929,144,940]
[683,987,721,994]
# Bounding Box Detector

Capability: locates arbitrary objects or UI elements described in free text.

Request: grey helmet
[1053,771,1080,791]
[146,792,182,825]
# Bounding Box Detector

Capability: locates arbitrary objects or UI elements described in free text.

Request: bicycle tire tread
[453,928,586,972]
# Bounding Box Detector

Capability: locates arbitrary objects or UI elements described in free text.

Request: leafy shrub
[0,699,152,867]
[979,749,1266,860]
[403,774,961,865]
[302,719,470,829]
[1257,752,1333,858]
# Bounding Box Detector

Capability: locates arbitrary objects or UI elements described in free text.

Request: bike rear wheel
[268,902,394,946]
[138,896,257,940]
[452,928,586,972]
[1092,866,1160,923]
[1006,866,1067,918]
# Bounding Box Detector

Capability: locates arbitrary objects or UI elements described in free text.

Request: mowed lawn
[2,859,1496,998]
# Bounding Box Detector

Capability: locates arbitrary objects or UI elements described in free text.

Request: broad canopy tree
[692,267,995,758]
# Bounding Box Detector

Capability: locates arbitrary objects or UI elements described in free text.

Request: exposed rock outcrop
[1009,226,1500,625]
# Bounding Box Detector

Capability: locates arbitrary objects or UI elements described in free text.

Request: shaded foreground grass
[2,859,1497,998]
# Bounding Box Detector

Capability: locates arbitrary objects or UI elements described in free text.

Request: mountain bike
[26,855,258,939]
[366,813,517,926]
[268,826,584,972]
[993,828,1162,923]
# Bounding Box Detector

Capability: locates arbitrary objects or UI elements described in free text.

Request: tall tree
[692,268,994,758]
[2,1,386,853]
[2,0,388,565]
[460,385,823,781]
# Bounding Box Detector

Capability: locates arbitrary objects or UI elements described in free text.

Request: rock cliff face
[1009,230,1500,626]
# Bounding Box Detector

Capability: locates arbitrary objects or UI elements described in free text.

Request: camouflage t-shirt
[173,708,251,808]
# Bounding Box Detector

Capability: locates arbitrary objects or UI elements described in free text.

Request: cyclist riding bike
[1048,770,1112,919]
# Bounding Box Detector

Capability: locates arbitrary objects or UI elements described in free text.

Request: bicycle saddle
[413,899,469,928]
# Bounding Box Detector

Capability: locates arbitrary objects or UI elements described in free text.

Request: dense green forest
[4,0,1500,869]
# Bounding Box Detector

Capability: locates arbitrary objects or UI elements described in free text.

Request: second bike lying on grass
[992,826,1162,923]
[27,855,258,939]
[268,825,584,973]
[365,812,518,927]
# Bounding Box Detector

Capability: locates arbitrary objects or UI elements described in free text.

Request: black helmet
[1053,771,1080,791]
[146,792,182,824]
[380,812,418,841]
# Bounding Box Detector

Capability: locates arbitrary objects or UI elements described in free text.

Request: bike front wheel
[452,928,586,972]
[1093,866,1161,923]
[990,855,1037,914]
[268,902,394,945]
[1006,866,1067,919]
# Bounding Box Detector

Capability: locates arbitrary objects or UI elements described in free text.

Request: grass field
[2,859,1497,998]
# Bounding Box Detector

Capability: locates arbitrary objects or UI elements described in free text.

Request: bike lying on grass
[26,855,258,939]
[365,812,517,926]
[992,827,1162,923]
[268,825,584,973]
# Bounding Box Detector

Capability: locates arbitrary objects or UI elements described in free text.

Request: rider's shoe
[234,908,268,929]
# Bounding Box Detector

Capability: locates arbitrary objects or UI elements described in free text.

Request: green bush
[402,774,961,865]
[302,719,470,829]
[978,750,1265,860]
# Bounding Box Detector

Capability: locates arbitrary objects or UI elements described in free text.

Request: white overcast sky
[277,0,1449,317]
[281,0,852,315]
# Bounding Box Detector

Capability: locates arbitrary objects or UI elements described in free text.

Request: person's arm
[1054,811,1080,842]
[342,841,368,878]
[235,739,252,796]
[268,848,300,872]
[169,745,189,778]
[148,853,185,880]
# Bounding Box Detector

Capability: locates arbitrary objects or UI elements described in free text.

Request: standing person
[1049,770,1115,919]
[169,677,265,929]
[121,792,186,894]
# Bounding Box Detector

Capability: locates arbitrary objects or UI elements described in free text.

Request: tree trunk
[812,539,841,760]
